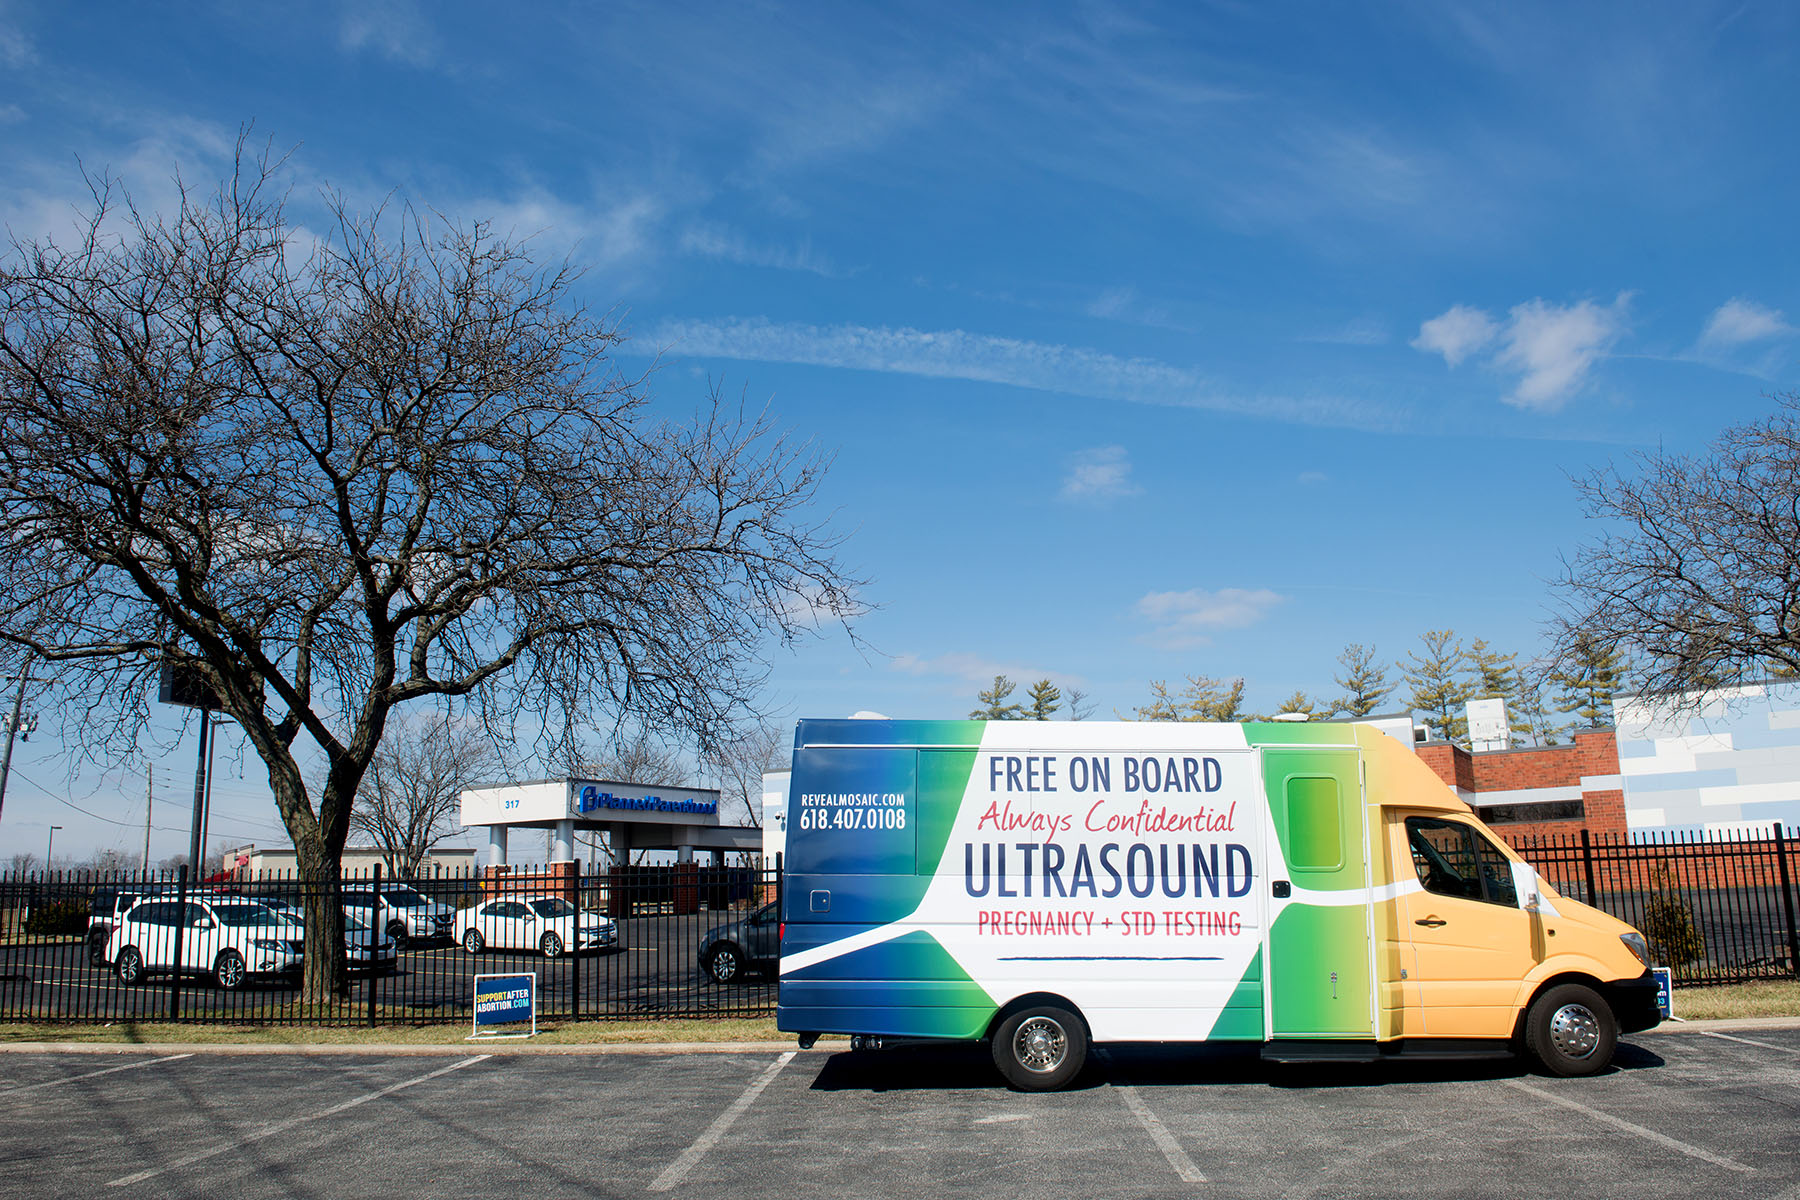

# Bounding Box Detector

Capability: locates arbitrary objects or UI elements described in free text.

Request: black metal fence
[0,861,780,1027]
[1509,824,1800,985]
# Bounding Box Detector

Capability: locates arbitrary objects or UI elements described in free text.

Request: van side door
[1264,747,1375,1039]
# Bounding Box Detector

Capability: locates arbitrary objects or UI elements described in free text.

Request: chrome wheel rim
[542,934,562,957]
[219,955,244,988]
[1013,1016,1069,1074]
[711,949,738,980]
[118,951,140,982]
[1549,1002,1601,1060]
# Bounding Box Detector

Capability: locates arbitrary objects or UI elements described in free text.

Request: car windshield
[528,898,575,918]
[381,889,427,908]
[211,903,281,927]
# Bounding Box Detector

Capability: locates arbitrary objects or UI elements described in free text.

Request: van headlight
[1620,932,1653,969]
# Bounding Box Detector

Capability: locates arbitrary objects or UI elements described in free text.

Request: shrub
[23,898,89,937]
[1642,868,1706,968]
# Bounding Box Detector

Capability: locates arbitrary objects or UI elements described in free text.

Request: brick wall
[1412,729,1627,840]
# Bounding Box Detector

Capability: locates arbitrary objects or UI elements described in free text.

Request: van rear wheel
[992,1004,1087,1091]
[1525,983,1617,1077]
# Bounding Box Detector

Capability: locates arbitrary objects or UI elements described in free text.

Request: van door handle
[1414,916,1447,927]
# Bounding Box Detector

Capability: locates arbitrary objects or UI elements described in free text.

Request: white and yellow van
[775,718,1661,1089]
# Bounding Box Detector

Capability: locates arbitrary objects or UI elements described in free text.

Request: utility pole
[0,664,34,831]
[143,762,153,871]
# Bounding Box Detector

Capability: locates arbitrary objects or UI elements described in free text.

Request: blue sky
[3,1,1798,861]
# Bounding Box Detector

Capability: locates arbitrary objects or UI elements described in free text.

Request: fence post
[571,858,582,1023]
[368,861,381,1028]
[168,864,189,1022]
[1580,829,1599,909]
[1774,823,1800,978]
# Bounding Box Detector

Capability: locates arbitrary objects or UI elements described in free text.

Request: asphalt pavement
[5,1022,1799,1199]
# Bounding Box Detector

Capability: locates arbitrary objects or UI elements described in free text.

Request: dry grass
[0,1016,786,1046]
[1671,979,1800,1021]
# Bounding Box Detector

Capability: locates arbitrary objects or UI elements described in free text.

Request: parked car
[88,884,215,966]
[698,901,779,983]
[341,883,456,949]
[458,895,621,958]
[343,910,398,973]
[106,897,302,989]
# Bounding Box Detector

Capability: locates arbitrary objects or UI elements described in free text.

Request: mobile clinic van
[775,718,1662,1090]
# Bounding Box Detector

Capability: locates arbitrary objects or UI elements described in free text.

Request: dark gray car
[698,901,779,983]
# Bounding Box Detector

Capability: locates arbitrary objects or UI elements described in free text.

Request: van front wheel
[992,1005,1087,1091]
[1525,983,1617,1077]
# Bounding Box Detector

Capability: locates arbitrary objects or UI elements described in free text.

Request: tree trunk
[293,825,349,1004]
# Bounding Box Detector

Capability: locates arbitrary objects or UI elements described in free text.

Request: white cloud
[1412,294,1630,412]
[648,317,1404,432]
[891,653,1078,688]
[1061,445,1141,501]
[339,0,437,67]
[1086,285,1180,330]
[1495,294,1631,411]
[678,223,839,277]
[0,13,35,68]
[1134,587,1285,649]
[1411,304,1497,367]
[1700,298,1794,346]
[481,189,664,270]
[1303,316,1388,346]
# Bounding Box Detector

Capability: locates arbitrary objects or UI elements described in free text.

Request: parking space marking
[1503,1080,1753,1173]
[648,1051,795,1192]
[1701,1030,1794,1052]
[1114,1084,1207,1184]
[104,1054,491,1188]
[0,1053,193,1095]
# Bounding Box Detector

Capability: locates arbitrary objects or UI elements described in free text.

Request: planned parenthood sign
[470,973,537,1040]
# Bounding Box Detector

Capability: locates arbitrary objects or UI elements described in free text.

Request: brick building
[1413,728,1626,847]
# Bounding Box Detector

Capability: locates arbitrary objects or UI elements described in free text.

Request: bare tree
[351,714,496,878]
[704,720,789,830]
[0,143,861,998]
[1557,393,1800,702]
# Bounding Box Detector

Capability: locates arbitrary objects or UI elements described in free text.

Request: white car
[342,883,457,949]
[107,897,302,989]
[458,895,621,958]
[343,910,399,973]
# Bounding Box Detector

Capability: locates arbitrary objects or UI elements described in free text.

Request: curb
[2,1018,1796,1056]
[0,1038,845,1057]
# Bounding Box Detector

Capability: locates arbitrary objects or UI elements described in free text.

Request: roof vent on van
[1270,712,1309,722]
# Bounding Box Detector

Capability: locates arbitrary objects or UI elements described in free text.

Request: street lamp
[46,824,61,873]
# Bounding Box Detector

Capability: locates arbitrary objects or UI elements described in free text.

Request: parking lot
[5,1025,1798,1198]
[0,914,774,1023]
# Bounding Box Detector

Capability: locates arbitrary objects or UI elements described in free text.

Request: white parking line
[1503,1080,1753,1173]
[1701,1030,1795,1052]
[0,1053,193,1095]
[1115,1084,1207,1184]
[105,1054,491,1187]
[648,1051,794,1192]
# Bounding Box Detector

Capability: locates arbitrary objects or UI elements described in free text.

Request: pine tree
[1406,629,1473,744]
[1467,638,1530,744]
[1549,632,1628,728]
[1273,689,1315,717]
[1129,674,1248,721]
[1026,678,1061,721]
[970,674,1026,720]
[1328,643,1393,717]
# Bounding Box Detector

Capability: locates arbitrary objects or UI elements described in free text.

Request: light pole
[46,824,61,873]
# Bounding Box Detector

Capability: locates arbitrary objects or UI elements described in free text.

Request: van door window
[1406,817,1518,907]
[1284,776,1342,871]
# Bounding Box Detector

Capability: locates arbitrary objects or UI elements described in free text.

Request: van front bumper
[1603,970,1664,1034]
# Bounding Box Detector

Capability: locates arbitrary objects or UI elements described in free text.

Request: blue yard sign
[1652,967,1672,1020]
[471,972,537,1040]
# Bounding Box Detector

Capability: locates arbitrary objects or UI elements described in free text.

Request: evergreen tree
[1026,678,1062,721]
[1406,629,1473,743]
[1273,689,1315,718]
[1549,632,1628,728]
[970,674,1026,720]
[1467,638,1531,744]
[1328,643,1393,717]
[1129,674,1248,721]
